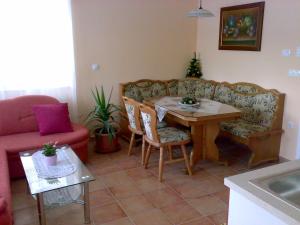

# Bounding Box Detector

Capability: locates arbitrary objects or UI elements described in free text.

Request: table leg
[37,193,46,225]
[204,123,228,165]
[190,124,204,167]
[83,182,91,224]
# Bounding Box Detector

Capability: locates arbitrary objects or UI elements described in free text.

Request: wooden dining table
[144,96,241,167]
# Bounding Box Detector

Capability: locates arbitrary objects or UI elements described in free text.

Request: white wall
[196,0,300,160]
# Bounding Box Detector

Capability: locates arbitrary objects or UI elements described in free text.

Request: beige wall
[71,0,197,120]
[196,0,300,159]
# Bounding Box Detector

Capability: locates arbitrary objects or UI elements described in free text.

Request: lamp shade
[187,0,214,18]
[187,8,214,17]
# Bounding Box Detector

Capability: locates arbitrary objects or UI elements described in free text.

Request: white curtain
[0,0,78,120]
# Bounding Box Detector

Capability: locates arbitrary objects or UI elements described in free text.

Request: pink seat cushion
[0,196,7,213]
[33,103,73,135]
[0,124,88,154]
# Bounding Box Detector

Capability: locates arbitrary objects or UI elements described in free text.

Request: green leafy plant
[42,142,57,157]
[86,86,120,140]
[186,52,203,78]
[181,96,197,105]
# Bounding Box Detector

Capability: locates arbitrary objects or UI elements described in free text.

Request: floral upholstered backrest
[166,80,179,96]
[125,103,136,130]
[194,79,217,99]
[122,97,143,132]
[232,83,263,94]
[177,79,196,98]
[141,112,153,140]
[139,105,159,143]
[213,82,280,128]
[177,79,216,99]
[233,92,279,128]
[123,80,168,102]
[213,84,235,105]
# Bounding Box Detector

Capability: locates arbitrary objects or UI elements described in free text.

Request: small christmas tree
[186,52,202,78]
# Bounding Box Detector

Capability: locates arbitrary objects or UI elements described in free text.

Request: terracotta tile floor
[12,138,280,225]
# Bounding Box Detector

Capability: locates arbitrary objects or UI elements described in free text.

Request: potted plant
[86,86,121,153]
[186,52,203,78]
[42,142,58,166]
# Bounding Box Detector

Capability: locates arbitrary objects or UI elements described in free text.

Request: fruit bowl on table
[178,97,200,107]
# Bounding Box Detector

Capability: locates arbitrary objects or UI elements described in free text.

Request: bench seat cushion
[221,119,269,139]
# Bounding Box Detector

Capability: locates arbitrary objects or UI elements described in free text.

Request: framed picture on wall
[218,2,265,51]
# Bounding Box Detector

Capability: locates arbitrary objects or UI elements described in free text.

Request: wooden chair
[122,97,167,164]
[122,96,146,164]
[139,104,192,182]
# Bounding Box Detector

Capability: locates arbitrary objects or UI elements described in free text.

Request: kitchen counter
[225,160,300,225]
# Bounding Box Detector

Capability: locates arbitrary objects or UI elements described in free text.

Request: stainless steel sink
[250,169,300,210]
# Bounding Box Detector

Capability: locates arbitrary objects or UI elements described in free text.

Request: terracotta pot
[95,130,121,153]
[44,154,57,166]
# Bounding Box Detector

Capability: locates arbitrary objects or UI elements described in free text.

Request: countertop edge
[224,160,300,225]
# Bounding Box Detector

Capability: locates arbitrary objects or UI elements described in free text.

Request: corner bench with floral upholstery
[120,78,285,168]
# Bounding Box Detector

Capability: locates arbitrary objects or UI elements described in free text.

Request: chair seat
[157,121,167,129]
[220,119,269,139]
[158,127,190,144]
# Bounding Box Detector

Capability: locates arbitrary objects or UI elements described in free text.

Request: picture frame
[218,2,265,51]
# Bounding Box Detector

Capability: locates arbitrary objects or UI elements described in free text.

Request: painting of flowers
[219,2,265,51]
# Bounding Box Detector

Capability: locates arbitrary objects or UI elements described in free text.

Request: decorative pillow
[32,103,73,135]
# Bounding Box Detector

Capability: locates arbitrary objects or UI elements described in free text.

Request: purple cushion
[32,103,73,135]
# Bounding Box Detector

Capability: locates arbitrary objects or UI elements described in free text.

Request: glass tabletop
[20,146,95,195]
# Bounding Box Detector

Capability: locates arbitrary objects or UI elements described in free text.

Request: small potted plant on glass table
[42,142,58,166]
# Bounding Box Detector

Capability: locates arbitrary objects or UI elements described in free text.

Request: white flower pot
[44,155,57,166]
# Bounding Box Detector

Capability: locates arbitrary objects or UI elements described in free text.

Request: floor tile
[99,217,133,225]
[143,187,183,208]
[118,194,155,216]
[12,192,36,211]
[126,167,153,181]
[89,189,115,208]
[47,204,86,225]
[11,179,28,194]
[131,208,172,225]
[214,189,230,205]
[135,177,166,193]
[89,176,107,192]
[181,217,215,225]
[161,201,202,224]
[102,171,134,187]
[109,183,142,199]
[13,206,39,225]
[92,202,126,224]
[188,195,227,216]
[174,178,225,199]
[208,211,228,225]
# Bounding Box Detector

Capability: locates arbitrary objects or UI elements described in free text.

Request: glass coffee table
[20,146,95,225]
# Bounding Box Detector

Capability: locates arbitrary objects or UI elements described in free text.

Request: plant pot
[44,154,57,166]
[95,130,121,153]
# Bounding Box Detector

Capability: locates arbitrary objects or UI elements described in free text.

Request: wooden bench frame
[217,82,285,168]
[119,79,285,168]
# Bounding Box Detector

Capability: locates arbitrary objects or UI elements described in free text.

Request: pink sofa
[0,95,90,225]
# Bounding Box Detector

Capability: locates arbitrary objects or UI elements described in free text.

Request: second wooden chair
[139,104,192,182]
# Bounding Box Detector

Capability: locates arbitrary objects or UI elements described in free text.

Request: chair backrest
[139,104,160,143]
[122,96,143,133]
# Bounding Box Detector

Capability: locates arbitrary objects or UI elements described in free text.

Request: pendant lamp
[187,0,214,17]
